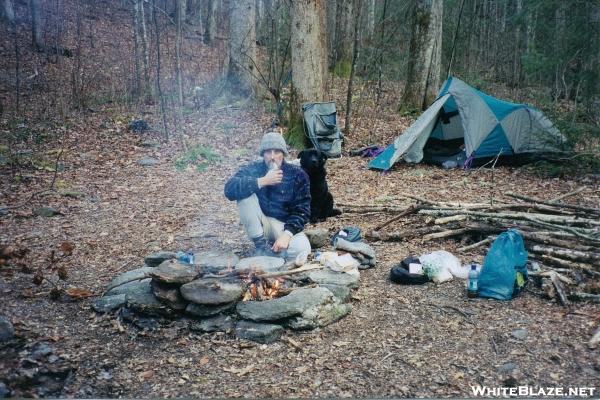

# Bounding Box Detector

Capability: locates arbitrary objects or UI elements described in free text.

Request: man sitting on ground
[224,132,311,261]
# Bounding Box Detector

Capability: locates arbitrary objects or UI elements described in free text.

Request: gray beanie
[258,131,289,156]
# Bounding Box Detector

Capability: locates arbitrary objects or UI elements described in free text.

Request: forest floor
[1,96,599,398]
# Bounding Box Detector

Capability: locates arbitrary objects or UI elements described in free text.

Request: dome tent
[369,77,566,170]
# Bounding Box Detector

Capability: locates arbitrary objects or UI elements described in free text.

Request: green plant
[173,144,221,172]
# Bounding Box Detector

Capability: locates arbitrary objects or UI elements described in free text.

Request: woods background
[1,0,599,162]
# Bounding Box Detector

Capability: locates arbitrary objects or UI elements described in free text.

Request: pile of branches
[340,187,600,306]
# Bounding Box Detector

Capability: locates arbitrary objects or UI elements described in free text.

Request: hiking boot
[251,236,281,258]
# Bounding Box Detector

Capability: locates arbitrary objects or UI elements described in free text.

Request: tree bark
[345,0,362,136]
[2,0,15,24]
[332,0,353,68]
[176,0,184,105]
[132,0,142,98]
[30,0,44,51]
[227,0,257,96]
[204,0,218,44]
[152,0,169,140]
[365,0,374,38]
[400,0,443,111]
[289,0,327,144]
[139,0,151,97]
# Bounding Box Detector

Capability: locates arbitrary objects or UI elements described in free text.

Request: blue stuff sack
[478,229,528,300]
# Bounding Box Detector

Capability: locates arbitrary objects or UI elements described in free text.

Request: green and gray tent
[369,77,565,170]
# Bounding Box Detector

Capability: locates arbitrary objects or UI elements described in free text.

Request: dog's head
[298,148,327,173]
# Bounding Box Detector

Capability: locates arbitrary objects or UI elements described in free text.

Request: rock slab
[180,278,245,305]
[308,268,360,288]
[190,315,234,333]
[151,281,187,310]
[186,302,236,318]
[235,320,284,344]
[0,316,14,342]
[106,266,154,292]
[235,256,285,273]
[92,294,127,313]
[195,250,239,274]
[144,251,177,267]
[304,229,329,248]
[150,259,200,284]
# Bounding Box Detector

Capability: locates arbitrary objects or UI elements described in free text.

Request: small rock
[186,302,236,318]
[137,157,158,166]
[59,191,85,199]
[235,256,285,273]
[30,342,53,359]
[105,278,152,297]
[140,139,160,148]
[0,316,15,342]
[128,119,150,133]
[92,294,127,313]
[189,315,234,333]
[106,266,154,292]
[144,251,177,267]
[498,362,517,373]
[33,206,61,217]
[511,329,527,340]
[334,238,376,266]
[125,281,173,316]
[0,382,9,397]
[151,281,187,310]
[150,259,200,284]
[304,229,329,248]
[180,277,245,305]
[287,302,352,330]
[235,320,284,344]
[195,250,239,274]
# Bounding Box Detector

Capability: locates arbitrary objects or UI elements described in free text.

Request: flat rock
[106,266,154,292]
[92,294,127,313]
[180,277,245,305]
[319,284,351,302]
[186,302,236,318]
[0,382,9,397]
[334,238,376,266]
[144,251,177,267]
[150,259,200,284]
[34,206,61,217]
[140,139,160,148]
[125,281,173,316]
[189,315,234,333]
[511,329,528,340]
[138,157,158,166]
[236,287,334,322]
[0,316,14,342]
[195,250,239,274]
[308,268,360,288]
[235,256,285,273]
[105,278,152,297]
[499,362,518,373]
[235,320,284,344]
[151,281,187,310]
[304,229,329,248]
[287,302,352,330]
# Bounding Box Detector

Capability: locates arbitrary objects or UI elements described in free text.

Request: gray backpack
[302,102,344,158]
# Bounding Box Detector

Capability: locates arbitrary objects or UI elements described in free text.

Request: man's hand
[258,169,283,188]
[272,233,291,252]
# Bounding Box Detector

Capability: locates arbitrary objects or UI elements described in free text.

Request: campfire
[242,275,285,301]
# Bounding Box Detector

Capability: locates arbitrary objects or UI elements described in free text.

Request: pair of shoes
[251,235,282,258]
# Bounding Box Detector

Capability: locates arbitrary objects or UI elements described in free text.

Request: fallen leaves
[222,365,255,376]
[65,287,94,299]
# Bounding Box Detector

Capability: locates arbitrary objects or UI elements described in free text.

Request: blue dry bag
[478,229,528,300]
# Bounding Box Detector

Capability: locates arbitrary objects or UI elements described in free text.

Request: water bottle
[467,264,479,298]
[187,251,195,265]
[176,251,190,264]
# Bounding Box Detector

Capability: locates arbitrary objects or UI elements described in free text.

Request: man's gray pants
[237,194,311,261]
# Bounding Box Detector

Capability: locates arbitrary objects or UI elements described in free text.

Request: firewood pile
[341,187,600,306]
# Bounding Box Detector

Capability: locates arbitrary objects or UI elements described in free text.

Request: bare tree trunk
[132,0,142,97]
[139,0,150,97]
[204,0,218,44]
[512,0,522,87]
[376,0,387,104]
[289,0,327,147]
[400,0,443,111]
[30,0,44,51]
[326,0,336,61]
[365,0,374,38]
[152,0,169,140]
[176,0,184,105]
[227,0,257,96]
[2,0,15,24]
[332,0,353,69]
[345,0,362,136]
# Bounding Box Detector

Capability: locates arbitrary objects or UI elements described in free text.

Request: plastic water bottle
[187,251,195,265]
[467,264,479,298]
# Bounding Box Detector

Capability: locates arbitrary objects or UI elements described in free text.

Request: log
[457,236,495,252]
[373,204,421,231]
[434,215,467,225]
[422,227,471,241]
[534,255,600,277]
[519,231,597,252]
[550,187,586,202]
[506,191,600,215]
[530,245,600,267]
[338,203,411,213]
[569,292,600,303]
[366,226,443,242]
[418,208,600,227]
[550,272,570,306]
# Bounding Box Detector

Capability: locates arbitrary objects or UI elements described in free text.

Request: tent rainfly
[369,77,566,170]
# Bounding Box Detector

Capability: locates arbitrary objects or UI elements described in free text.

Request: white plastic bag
[419,250,461,283]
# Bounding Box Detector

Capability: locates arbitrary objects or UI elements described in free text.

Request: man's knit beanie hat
[258,131,289,156]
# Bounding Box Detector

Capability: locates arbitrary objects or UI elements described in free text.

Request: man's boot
[251,235,281,258]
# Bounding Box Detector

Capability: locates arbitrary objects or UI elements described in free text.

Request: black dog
[298,148,342,223]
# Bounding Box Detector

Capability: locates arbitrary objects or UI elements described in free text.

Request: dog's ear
[297,150,304,159]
